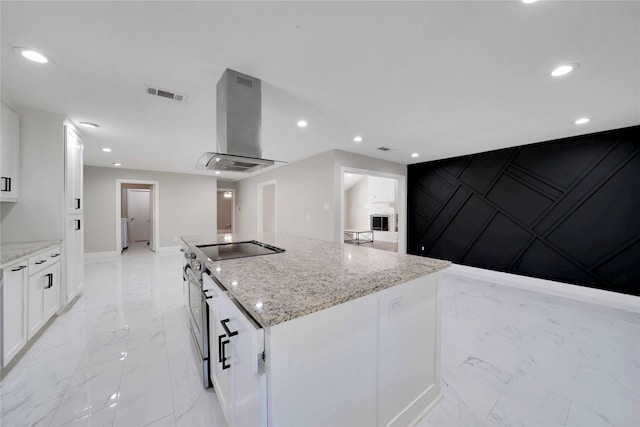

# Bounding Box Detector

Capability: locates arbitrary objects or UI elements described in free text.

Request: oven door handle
[183,265,201,285]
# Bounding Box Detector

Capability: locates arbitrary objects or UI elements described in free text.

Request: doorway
[258,180,276,233]
[341,169,405,253]
[116,179,159,254]
[217,189,235,234]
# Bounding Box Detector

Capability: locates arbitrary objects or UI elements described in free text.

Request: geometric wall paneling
[429,195,495,260]
[462,214,531,270]
[414,186,471,253]
[547,153,640,268]
[512,136,612,189]
[594,239,640,288]
[458,148,515,194]
[511,240,600,286]
[486,174,555,226]
[407,125,640,296]
[532,139,639,236]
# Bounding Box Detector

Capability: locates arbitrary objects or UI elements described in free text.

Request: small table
[344,229,374,244]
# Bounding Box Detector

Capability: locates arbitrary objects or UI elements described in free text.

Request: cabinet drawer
[28,246,61,276]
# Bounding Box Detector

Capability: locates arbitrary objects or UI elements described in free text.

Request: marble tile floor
[1,242,638,426]
[344,240,398,252]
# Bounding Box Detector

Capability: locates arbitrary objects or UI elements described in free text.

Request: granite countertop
[1,240,62,268]
[182,233,450,328]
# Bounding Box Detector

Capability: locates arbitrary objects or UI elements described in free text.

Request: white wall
[1,111,65,242]
[236,150,335,241]
[84,166,217,253]
[235,149,406,244]
[346,177,369,230]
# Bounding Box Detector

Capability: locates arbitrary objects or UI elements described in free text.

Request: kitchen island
[181,233,450,427]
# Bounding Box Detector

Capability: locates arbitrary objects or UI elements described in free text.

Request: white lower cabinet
[65,214,84,303]
[2,245,61,368]
[207,275,266,427]
[2,262,28,366]
[206,272,442,427]
[28,249,61,339]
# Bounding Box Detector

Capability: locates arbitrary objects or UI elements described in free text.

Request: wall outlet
[389,297,403,313]
[421,246,425,251]
[306,213,311,221]
[323,202,330,210]
[173,236,178,242]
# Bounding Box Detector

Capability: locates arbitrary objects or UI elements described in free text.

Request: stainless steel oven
[182,240,284,389]
[183,255,211,388]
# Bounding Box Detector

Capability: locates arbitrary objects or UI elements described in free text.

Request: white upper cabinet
[65,125,83,214]
[1,102,20,202]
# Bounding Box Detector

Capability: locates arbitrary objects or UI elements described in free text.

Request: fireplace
[371,215,389,231]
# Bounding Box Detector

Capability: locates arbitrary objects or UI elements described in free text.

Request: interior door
[258,182,276,233]
[128,189,150,242]
[148,187,156,251]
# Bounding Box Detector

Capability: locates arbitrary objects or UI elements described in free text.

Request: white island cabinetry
[207,274,266,427]
[190,232,449,427]
[267,273,440,427]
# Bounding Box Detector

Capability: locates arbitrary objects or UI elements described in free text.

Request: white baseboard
[156,245,182,253]
[84,251,118,259]
[445,264,640,314]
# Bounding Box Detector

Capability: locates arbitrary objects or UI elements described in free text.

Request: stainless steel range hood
[197,69,278,173]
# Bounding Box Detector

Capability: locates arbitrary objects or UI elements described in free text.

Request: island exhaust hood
[197,69,280,173]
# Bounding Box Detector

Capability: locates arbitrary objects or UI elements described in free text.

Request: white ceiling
[2,1,638,180]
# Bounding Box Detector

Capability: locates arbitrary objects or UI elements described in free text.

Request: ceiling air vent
[146,86,187,103]
[377,147,391,151]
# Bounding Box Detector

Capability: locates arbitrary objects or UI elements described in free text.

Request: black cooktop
[196,240,285,261]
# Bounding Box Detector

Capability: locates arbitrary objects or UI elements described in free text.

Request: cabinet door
[1,102,20,202]
[64,126,83,214]
[209,300,232,425]
[2,263,28,366]
[223,299,266,427]
[64,214,84,304]
[27,272,45,340]
[43,263,60,320]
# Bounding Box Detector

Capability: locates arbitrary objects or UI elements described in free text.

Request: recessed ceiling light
[79,122,100,128]
[297,120,308,128]
[215,171,221,175]
[346,173,352,178]
[13,47,50,64]
[551,64,576,77]
[574,117,591,125]
[113,162,122,167]
[101,148,111,153]
[353,136,363,142]
[411,153,419,158]
[522,0,539,4]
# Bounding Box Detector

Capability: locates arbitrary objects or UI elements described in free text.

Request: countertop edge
[1,240,62,269]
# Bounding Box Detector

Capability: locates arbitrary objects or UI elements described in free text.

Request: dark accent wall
[407,126,640,296]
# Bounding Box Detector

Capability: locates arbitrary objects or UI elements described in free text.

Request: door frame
[339,167,406,254]
[257,179,277,233]
[217,188,236,234]
[115,179,160,253]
